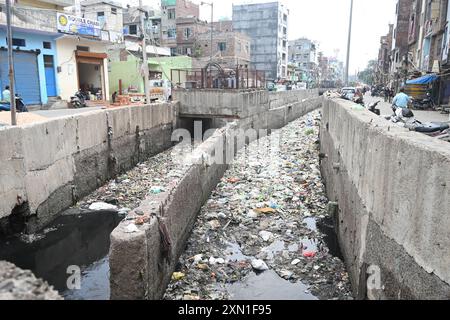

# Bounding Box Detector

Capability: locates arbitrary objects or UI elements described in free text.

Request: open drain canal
[164,111,353,300]
[0,210,123,300]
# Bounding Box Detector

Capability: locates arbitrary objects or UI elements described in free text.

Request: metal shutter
[0,50,41,105]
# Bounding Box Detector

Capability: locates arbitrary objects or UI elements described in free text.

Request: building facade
[375,24,394,84]
[288,38,318,85]
[232,1,289,81]
[194,31,251,69]
[390,0,414,85]
[0,0,125,105]
[175,16,208,57]
[0,0,73,105]
[161,0,199,56]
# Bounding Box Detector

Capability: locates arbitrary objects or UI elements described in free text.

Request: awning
[406,74,438,85]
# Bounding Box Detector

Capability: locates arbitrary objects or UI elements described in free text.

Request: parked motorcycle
[386,106,449,141]
[0,94,28,112]
[411,92,435,110]
[70,90,87,108]
[366,101,381,115]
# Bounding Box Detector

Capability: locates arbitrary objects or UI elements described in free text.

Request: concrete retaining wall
[269,89,318,110]
[0,103,176,235]
[109,94,323,300]
[173,89,318,118]
[320,98,450,300]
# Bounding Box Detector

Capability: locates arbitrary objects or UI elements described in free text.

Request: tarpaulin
[406,74,438,85]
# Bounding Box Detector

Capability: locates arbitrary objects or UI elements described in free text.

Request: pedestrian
[392,88,411,109]
[384,87,389,102]
[112,91,118,103]
[1,85,11,103]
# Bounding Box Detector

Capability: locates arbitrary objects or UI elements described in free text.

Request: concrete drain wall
[109,96,323,300]
[320,98,450,300]
[0,103,176,235]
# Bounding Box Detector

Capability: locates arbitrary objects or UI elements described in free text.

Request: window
[283,27,287,35]
[170,48,177,56]
[168,8,176,20]
[43,55,54,68]
[9,38,26,47]
[76,46,89,52]
[129,24,138,35]
[283,14,287,22]
[184,28,192,39]
[283,40,287,48]
[43,41,52,49]
[97,12,105,24]
[218,42,227,52]
[168,28,176,39]
[111,8,117,15]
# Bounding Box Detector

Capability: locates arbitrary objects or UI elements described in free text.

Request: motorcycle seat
[414,122,450,133]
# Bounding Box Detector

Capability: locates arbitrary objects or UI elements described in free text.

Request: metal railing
[170,66,266,90]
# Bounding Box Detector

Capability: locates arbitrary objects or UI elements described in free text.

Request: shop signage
[57,13,101,38]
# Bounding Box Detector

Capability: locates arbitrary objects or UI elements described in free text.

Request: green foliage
[358,60,377,85]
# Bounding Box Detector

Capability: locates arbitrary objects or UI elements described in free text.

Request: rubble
[164,110,353,300]
[74,146,185,214]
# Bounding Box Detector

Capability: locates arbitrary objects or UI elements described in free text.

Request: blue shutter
[0,50,41,105]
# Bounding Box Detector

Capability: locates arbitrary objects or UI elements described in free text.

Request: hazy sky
[124,0,398,74]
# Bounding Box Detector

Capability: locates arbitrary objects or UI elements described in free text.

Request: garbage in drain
[164,110,352,300]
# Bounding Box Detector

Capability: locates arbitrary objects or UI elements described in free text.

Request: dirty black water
[0,210,123,300]
[228,270,317,300]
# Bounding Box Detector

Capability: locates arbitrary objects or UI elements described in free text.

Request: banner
[57,13,101,38]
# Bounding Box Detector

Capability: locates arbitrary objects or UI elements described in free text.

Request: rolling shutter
[0,50,41,105]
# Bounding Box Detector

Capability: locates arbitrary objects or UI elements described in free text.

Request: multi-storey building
[0,0,75,106]
[175,16,208,57]
[232,1,289,81]
[0,0,124,105]
[288,38,318,85]
[161,0,199,56]
[376,24,394,84]
[194,31,251,69]
[407,0,423,73]
[420,0,448,72]
[390,0,414,85]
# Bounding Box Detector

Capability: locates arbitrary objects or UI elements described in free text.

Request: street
[364,94,450,124]
[0,107,104,126]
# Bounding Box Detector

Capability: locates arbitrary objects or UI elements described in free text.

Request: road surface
[364,94,449,123]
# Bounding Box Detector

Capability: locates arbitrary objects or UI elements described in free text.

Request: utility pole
[74,0,81,16]
[201,1,214,63]
[6,0,16,126]
[344,0,353,86]
[140,0,151,104]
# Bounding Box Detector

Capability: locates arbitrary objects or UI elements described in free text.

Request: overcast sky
[124,0,398,75]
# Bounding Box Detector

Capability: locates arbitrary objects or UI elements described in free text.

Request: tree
[358,60,377,85]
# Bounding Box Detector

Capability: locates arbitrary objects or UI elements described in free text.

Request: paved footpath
[365,94,450,123]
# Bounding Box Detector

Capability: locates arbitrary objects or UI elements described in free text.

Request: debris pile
[164,111,353,300]
[75,148,184,213]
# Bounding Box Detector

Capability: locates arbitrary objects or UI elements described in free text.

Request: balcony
[0,4,58,34]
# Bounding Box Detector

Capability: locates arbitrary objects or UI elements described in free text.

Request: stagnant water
[0,209,123,300]
[218,220,341,301]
